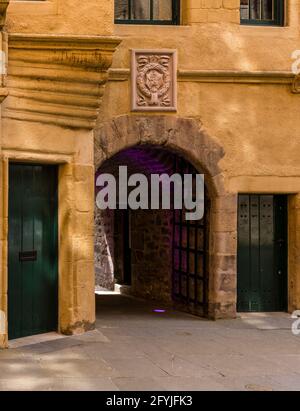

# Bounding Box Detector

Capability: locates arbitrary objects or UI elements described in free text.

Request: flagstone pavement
[0,294,300,391]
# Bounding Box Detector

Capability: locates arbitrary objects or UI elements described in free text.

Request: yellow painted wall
[6,0,114,35]
[5,2,300,184]
[99,1,300,312]
[96,2,300,192]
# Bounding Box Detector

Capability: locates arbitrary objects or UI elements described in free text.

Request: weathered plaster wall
[111,2,300,70]
[5,1,300,70]
[102,68,300,188]
[99,0,300,177]
[6,0,114,36]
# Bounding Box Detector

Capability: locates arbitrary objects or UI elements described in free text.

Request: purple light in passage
[153,309,166,313]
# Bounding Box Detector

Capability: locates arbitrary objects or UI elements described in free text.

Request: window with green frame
[240,0,284,25]
[115,0,180,25]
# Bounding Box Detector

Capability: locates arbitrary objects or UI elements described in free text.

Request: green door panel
[237,194,287,312]
[8,164,58,340]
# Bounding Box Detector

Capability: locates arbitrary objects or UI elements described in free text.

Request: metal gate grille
[172,157,208,315]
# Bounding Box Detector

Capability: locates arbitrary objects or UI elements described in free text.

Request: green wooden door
[237,194,287,312]
[8,164,58,340]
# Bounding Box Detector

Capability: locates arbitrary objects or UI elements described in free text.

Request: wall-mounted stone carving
[131,49,177,112]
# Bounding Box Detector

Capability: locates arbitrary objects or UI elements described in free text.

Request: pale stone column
[58,163,96,335]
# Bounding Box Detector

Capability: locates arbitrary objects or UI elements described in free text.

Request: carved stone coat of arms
[131,49,177,112]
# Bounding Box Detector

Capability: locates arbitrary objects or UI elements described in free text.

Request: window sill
[115,20,179,26]
[240,21,284,27]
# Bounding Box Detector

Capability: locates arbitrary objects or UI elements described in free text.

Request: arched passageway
[95,145,210,316]
[94,115,238,319]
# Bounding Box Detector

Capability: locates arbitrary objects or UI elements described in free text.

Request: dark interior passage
[95,145,209,316]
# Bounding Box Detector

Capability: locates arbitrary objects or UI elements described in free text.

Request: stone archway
[95,115,237,319]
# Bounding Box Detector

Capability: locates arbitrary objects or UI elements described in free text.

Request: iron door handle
[19,250,37,262]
